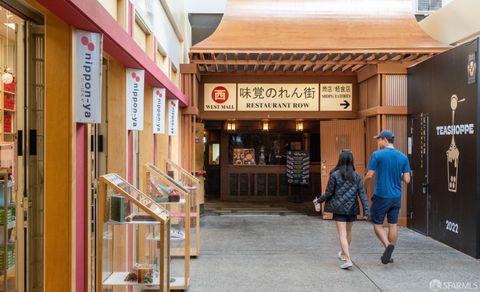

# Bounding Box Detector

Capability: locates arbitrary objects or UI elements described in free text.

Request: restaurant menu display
[286,151,309,185]
[233,148,256,165]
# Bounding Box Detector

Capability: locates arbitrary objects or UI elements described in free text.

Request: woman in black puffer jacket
[313,150,369,269]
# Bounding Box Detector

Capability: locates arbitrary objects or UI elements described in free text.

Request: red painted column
[75,124,87,292]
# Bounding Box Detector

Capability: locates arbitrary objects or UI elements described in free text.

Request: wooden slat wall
[367,76,380,108]
[359,81,368,110]
[320,119,366,190]
[385,75,407,106]
[180,65,200,172]
[359,67,408,225]
[365,116,379,200]
[384,115,408,220]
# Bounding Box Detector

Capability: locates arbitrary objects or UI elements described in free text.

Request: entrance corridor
[189,209,480,292]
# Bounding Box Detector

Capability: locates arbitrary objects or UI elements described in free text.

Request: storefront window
[209,143,220,165]
[0,7,22,291]
[1,12,19,143]
[228,133,303,165]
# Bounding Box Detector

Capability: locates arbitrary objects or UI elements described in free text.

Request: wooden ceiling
[189,0,449,74]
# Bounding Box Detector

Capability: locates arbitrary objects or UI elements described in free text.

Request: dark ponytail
[330,150,356,183]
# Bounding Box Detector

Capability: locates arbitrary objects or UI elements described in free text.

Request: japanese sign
[237,84,319,111]
[126,69,145,130]
[320,83,352,111]
[74,29,102,123]
[204,83,237,111]
[168,99,179,136]
[153,87,166,134]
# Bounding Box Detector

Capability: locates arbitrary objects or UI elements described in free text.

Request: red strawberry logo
[81,35,95,52]
[131,72,140,82]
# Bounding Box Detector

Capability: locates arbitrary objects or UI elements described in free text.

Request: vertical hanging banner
[74,29,102,123]
[126,69,145,130]
[153,88,166,134]
[168,99,179,136]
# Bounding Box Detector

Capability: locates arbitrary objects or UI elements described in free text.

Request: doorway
[89,58,108,291]
[205,130,220,199]
[407,113,429,235]
[0,4,45,290]
[320,119,366,219]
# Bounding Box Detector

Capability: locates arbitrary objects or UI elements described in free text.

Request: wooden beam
[379,54,389,61]
[401,53,419,62]
[293,54,307,71]
[331,64,343,72]
[252,54,260,71]
[199,70,355,76]
[283,54,296,72]
[263,54,272,71]
[233,53,238,72]
[303,63,314,71]
[212,53,219,72]
[322,54,340,71]
[351,63,365,72]
[273,54,283,71]
[366,54,376,61]
[410,53,434,65]
[191,55,401,66]
[358,106,408,118]
[342,64,354,72]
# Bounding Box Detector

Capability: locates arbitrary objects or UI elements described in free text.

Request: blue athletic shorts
[370,195,402,224]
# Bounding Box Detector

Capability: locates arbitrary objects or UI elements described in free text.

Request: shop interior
[204,119,323,201]
[0,6,45,291]
[0,6,21,291]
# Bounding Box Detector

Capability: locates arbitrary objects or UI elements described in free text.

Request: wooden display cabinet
[144,163,191,290]
[1,81,16,142]
[165,159,201,257]
[0,171,15,291]
[97,173,170,292]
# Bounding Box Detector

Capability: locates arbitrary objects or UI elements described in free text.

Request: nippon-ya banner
[153,88,166,134]
[74,30,102,123]
[126,69,145,130]
[168,99,179,136]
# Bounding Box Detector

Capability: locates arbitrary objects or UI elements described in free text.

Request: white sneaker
[337,251,347,261]
[340,259,353,269]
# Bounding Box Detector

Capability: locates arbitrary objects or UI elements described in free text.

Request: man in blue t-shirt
[365,130,411,265]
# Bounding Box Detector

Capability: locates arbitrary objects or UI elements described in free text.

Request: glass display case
[165,159,201,257]
[0,171,15,291]
[97,173,170,292]
[144,163,190,290]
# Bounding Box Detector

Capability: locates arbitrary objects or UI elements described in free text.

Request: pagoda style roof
[189,0,449,74]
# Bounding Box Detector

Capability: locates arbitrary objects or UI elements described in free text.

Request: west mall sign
[204,83,352,112]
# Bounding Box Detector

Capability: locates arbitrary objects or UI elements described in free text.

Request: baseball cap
[373,130,394,140]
